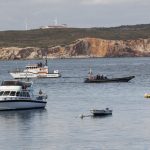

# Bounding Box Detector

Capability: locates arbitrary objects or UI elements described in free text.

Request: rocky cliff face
[0,38,150,60]
[64,38,150,57]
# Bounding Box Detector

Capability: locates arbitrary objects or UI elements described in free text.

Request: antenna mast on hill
[25,18,28,30]
[54,17,58,26]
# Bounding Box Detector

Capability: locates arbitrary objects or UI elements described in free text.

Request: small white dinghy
[90,108,112,117]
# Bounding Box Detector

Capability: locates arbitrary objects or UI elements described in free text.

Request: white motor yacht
[0,80,47,110]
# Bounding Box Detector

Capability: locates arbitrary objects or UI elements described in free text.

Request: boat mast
[89,68,92,75]
[89,66,93,75]
[88,67,93,78]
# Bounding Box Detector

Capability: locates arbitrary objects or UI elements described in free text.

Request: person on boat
[96,74,103,80]
[38,89,43,100]
[38,62,43,67]
[22,84,27,90]
[104,76,107,79]
[39,89,43,95]
[101,74,104,79]
[96,74,101,80]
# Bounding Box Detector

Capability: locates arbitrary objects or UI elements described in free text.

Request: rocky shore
[0,38,150,60]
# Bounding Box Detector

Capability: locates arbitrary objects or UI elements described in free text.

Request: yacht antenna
[54,17,58,26]
[45,56,48,66]
[44,48,48,66]
[25,18,28,30]
[89,67,92,75]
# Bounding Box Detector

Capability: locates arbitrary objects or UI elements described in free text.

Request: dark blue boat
[84,75,135,83]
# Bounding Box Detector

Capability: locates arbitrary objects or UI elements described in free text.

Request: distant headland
[0,24,150,60]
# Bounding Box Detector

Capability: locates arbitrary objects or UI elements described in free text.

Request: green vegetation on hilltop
[0,24,150,48]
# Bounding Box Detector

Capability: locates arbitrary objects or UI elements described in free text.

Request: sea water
[0,57,150,150]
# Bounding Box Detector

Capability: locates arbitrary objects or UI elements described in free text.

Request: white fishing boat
[10,58,61,79]
[0,80,47,110]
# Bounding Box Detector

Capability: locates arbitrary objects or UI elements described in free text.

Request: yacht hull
[10,72,61,79]
[0,100,47,110]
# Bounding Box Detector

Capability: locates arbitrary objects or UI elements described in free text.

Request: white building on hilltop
[40,18,68,29]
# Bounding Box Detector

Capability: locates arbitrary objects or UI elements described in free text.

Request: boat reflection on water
[0,108,47,121]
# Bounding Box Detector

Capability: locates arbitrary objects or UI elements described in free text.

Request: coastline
[0,37,150,60]
[1,55,150,61]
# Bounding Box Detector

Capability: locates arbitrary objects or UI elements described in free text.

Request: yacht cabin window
[26,92,30,97]
[26,67,38,69]
[16,92,20,96]
[0,91,4,96]
[19,91,30,97]
[3,91,10,96]
[0,91,30,97]
[22,92,26,97]
[10,91,16,96]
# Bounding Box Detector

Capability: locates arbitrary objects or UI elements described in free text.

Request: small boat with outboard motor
[84,68,135,83]
[10,57,61,79]
[80,108,113,119]
[0,80,47,110]
[90,108,112,117]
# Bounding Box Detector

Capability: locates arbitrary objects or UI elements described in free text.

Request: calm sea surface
[0,57,150,150]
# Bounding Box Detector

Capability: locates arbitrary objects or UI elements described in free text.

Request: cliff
[0,38,150,60]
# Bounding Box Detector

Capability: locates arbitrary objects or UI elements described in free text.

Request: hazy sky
[0,0,149,31]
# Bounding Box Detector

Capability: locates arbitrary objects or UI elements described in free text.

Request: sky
[0,0,149,31]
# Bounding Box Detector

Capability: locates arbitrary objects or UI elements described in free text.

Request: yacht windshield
[19,92,30,97]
